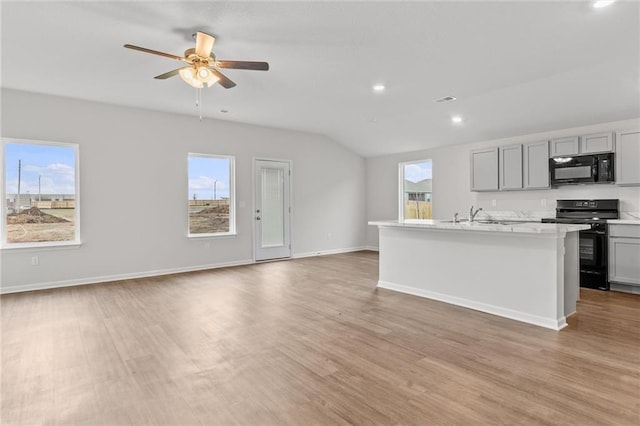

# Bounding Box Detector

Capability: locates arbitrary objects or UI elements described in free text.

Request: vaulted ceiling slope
[2,1,638,157]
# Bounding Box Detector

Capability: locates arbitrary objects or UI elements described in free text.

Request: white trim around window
[187,152,236,238]
[398,158,433,221]
[1,137,81,250]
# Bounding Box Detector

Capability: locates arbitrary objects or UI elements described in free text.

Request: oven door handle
[582,230,606,235]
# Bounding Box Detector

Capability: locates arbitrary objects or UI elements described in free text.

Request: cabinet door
[616,130,640,186]
[580,132,614,154]
[523,140,550,189]
[550,136,579,157]
[609,236,640,285]
[499,144,523,190]
[470,148,498,191]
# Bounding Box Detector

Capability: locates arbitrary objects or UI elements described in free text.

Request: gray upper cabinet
[550,136,580,157]
[499,144,523,190]
[580,132,614,154]
[470,147,498,191]
[616,129,640,186]
[523,140,550,189]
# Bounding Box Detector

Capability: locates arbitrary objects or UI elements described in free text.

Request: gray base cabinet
[616,130,640,186]
[609,224,640,286]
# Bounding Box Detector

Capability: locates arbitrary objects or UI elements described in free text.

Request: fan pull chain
[195,88,204,121]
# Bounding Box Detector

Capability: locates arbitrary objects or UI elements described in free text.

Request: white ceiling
[2,1,639,157]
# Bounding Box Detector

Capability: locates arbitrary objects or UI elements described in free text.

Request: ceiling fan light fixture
[179,67,204,88]
[197,67,210,81]
[193,66,220,87]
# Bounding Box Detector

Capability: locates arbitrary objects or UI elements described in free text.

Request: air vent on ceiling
[434,96,457,103]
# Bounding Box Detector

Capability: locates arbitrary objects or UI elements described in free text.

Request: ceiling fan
[124,31,269,89]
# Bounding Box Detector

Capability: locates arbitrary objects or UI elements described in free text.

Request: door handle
[256,209,261,213]
[256,217,261,220]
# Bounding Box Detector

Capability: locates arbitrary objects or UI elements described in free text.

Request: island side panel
[563,232,580,317]
[377,226,565,329]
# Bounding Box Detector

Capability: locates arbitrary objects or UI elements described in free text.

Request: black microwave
[549,153,614,185]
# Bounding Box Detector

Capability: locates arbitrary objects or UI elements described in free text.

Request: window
[188,153,235,237]
[2,138,80,248]
[399,159,432,220]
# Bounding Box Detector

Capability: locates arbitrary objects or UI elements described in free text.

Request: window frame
[1,137,81,250]
[187,152,236,238]
[398,158,433,221]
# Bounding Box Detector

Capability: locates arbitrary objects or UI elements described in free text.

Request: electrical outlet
[327,232,332,239]
[205,242,211,249]
[541,199,547,207]
[491,199,497,207]
[31,256,39,266]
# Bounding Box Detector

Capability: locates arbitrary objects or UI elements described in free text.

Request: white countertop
[608,220,640,225]
[368,219,590,234]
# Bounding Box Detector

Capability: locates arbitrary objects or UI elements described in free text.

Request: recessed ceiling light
[593,0,615,8]
[451,115,463,124]
[372,84,385,92]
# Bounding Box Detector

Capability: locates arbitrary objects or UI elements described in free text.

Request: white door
[254,159,291,261]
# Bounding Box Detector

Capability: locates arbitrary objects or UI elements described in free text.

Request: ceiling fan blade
[154,68,183,79]
[209,68,237,89]
[124,44,187,62]
[195,31,215,58]
[216,60,269,71]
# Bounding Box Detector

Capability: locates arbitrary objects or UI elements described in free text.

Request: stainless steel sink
[476,220,528,225]
[441,219,528,225]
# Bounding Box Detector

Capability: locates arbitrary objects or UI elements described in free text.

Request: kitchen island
[369,219,589,330]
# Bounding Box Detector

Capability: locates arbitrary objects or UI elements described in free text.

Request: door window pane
[261,167,284,247]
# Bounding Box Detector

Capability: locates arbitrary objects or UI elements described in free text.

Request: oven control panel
[575,201,598,208]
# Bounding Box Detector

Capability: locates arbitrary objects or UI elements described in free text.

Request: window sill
[188,232,237,239]
[0,241,82,252]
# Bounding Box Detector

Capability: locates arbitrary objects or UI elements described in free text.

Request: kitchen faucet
[469,206,483,222]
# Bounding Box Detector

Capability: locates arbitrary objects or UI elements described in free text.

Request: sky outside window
[4,142,76,194]
[404,160,432,182]
[188,155,230,200]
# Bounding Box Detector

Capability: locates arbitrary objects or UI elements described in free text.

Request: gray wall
[1,89,367,292]
[366,118,640,248]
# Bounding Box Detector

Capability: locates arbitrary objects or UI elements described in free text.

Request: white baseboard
[610,283,640,294]
[363,245,379,252]
[292,246,369,259]
[0,259,254,295]
[377,280,567,331]
[1,248,375,294]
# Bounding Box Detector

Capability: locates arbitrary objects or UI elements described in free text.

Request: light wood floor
[2,251,639,425]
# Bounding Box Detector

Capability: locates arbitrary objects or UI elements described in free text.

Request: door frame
[252,157,293,262]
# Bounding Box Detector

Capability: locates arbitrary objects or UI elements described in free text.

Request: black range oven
[542,199,619,290]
